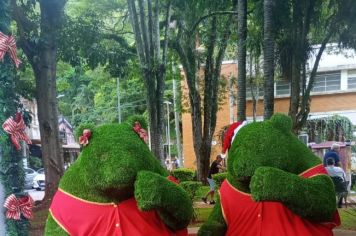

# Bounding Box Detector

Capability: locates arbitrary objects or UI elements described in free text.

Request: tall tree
[171,0,236,181]
[11,0,66,204]
[274,0,356,132]
[263,0,275,120]
[126,0,171,163]
[237,0,247,121]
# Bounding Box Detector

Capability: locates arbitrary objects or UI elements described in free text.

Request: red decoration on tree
[167,175,180,184]
[0,31,21,68]
[133,122,148,143]
[79,129,92,146]
[4,194,34,220]
[2,112,32,151]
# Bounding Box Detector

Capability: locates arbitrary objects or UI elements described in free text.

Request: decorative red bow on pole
[79,129,92,146]
[2,112,32,151]
[133,121,148,143]
[4,194,34,220]
[0,31,21,68]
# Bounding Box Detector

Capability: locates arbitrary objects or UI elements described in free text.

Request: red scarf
[220,164,340,236]
[50,189,187,236]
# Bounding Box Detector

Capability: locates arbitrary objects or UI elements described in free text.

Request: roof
[58,116,73,131]
[309,141,354,149]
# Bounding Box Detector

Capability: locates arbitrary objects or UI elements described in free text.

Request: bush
[180,181,202,200]
[29,156,43,170]
[212,172,227,188]
[172,168,195,182]
[180,181,202,223]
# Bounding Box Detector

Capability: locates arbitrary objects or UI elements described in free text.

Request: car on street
[33,168,45,190]
[24,168,37,189]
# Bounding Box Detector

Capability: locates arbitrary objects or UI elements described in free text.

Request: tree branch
[10,0,38,65]
[138,0,151,64]
[190,11,238,33]
[127,0,146,66]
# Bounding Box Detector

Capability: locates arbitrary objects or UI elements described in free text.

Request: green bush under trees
[172,168,195,182]
[212,172,228,188]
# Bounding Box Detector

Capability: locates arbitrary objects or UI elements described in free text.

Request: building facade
[182,45,356,169]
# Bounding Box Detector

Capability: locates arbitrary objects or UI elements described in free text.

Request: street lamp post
[117,77,122,123]
[164,101,172,160]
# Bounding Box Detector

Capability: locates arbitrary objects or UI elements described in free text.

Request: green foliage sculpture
[198,114,339,236]
[45,119,193,235]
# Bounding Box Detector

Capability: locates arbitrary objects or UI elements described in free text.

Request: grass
[190,207,213,227]
[338,208,356,231]
[194,185,210,202]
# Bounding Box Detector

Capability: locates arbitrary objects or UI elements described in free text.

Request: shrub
[180,181,202,223]
[212,172,227,188]
[29,156,43,170]
[180,181,202,200]
[172,168,195,182]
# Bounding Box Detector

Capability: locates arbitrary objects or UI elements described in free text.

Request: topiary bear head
[66,118,167,201]
[227,113,319,191]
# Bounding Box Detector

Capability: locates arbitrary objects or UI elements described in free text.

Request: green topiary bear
[45,119,193,236]
[198,114,340,236]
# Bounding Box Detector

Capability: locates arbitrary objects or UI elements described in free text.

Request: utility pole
[164,101,172,159]
[173,74,183,167]
[117,77,122,123]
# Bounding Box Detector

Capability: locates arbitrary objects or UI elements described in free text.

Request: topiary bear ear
[125,115,148,130]
[75,123,96,141]
[269,113,292,133]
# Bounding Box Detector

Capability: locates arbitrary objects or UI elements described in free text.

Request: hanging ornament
[2,112,32,150]
[79,129,92,146]
[4,194,34,220]
[0,31,21,68]
[133,121,148,143]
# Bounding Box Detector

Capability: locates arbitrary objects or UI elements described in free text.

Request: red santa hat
[222,120,248,154]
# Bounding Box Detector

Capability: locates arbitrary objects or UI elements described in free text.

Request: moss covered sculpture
[198,114,339,236]
[45,119,193,235]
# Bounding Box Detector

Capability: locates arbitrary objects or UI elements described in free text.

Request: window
[246,85,264,99]
[348,77,356,89]
[348,70,356,90]
[276,80,290,96]
[312,71,341,93]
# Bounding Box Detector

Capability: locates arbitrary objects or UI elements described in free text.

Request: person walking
[202,155,225,204]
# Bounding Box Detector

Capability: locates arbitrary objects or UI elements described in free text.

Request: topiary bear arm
[198,195,227,236]
[250,166,336,222]
[134,170,193,231]
[44,214,69,236]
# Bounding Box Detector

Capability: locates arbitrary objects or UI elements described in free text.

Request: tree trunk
[237,0,247,121]
[263,0,275,120]
[127,0,166,162]
[11,0,66,205]
[36,0,66,205]
[174,9,233,181]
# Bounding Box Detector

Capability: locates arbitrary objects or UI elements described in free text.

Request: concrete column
[340,69,348,91]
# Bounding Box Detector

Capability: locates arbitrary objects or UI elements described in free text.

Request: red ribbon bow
[79,129,92,146]
[4,194,34,220]
[2,113,32,151]
[133,122,148,143]
[0,32,21,68]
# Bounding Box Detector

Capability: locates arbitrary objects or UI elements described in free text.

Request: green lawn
[338,208,356,231]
